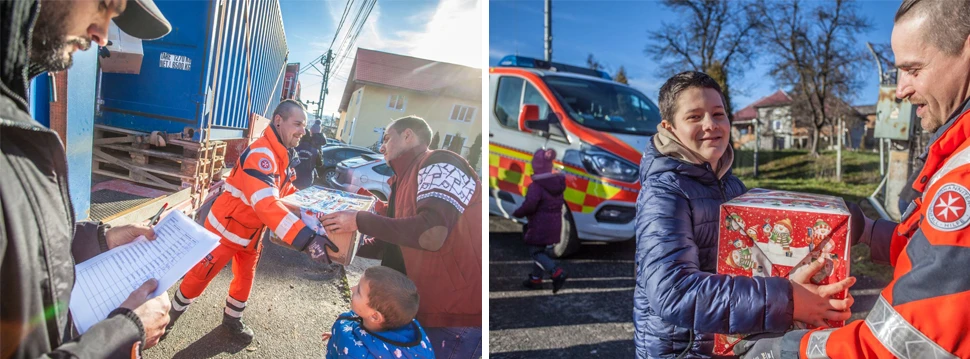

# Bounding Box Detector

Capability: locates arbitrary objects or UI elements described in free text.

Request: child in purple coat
[513,148,568,293]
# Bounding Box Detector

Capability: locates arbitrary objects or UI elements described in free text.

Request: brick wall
[48,71,68,142]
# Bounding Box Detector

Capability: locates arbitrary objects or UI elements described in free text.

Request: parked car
[329,153,393,201]
[323,138,347,147]
[317,145,377,185]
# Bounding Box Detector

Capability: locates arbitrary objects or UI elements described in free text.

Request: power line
[329,0,375,79]
[329,0,370,68]
[329,0,355,50]
[299,0,355,75]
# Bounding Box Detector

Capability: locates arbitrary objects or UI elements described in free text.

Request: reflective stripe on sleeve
[275,213,301,241]
[249,187,279,206]
[865,296,957,359]
[804,329,835,359]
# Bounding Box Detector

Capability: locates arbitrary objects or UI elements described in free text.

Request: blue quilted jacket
[633,138,794,358]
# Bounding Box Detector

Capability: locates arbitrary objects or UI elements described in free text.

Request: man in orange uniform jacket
[739,0,970,358]
[164,100,339,343]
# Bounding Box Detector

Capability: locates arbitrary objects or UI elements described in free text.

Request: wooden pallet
[93,125,226,192]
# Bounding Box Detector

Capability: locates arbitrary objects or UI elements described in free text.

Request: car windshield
[544,75,662,135]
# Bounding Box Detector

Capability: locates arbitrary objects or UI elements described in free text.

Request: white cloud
[301,0,482,115]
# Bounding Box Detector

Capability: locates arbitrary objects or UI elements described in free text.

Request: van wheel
[551,204,580,258]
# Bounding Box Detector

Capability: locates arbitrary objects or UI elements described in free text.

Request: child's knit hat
[532,148,556,174]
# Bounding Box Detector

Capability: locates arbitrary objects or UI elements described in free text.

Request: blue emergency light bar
[497,55,613,81]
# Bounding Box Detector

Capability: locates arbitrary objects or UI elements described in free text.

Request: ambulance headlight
[580,146,639,183]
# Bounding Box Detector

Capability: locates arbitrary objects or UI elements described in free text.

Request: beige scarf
[652,123,735,179]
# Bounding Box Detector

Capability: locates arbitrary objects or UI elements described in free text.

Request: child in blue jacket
[633,71,856,358]
[323,266,434,359]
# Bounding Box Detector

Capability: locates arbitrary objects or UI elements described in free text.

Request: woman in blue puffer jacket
[633,71,855,358]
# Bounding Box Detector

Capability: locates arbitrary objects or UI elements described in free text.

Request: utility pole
[544,0,552,62]
[305,49,333,120]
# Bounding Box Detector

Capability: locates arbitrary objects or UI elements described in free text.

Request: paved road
[489,216,636,358]
[145,239,351,358]
[488,215,889,358]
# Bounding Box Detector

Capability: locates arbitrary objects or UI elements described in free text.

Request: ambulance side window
[523,83,551,121]
[494,77,525,128]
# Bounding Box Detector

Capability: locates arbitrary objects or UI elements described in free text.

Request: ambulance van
[488,55,662,257]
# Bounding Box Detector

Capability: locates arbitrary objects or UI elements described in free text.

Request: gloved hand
[304,234,339,264]
[733,333,784,359]
[847,201,873,246]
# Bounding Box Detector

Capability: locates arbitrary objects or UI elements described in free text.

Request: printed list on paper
[69,210,220,334]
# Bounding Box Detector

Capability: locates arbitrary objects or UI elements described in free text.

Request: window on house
[442,134,454,148]
[773,120,782,131]
[450,105,477,123]
[387,95,406,111]
[355,90,361,105]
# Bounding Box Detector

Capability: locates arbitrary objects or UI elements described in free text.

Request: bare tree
[756,0,870,156]
[646,0,761,118]
[586,54,604,71]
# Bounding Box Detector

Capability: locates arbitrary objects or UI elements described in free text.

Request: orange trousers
[178,232,264,303]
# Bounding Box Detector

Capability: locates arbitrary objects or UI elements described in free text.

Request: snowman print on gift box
[807,219,835,253]
[725,238,766,275]
[725,212,746,233]
[763,218,794,257]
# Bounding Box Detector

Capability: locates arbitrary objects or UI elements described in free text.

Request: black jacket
[1,1,144,357]
[292,131,323,190]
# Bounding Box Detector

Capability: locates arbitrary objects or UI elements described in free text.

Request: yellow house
[336,48,482,156]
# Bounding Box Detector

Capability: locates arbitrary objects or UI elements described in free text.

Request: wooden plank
[100,144,187,162]
[94,136,136,146]
[93,150,182,188]
[92,152,193,180]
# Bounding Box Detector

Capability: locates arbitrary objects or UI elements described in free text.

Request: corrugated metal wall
[97,0,288,141]
[205,0,288,141]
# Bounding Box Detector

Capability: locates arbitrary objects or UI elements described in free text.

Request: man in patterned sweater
[322,116,482,358]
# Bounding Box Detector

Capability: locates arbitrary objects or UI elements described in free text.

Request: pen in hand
[149,203,169,226]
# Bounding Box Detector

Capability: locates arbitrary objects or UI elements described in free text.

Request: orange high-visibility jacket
[791,106,970,359]
[205,128,316,251]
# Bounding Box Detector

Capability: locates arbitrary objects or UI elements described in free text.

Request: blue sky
[280,0,482,116]
[489,0,900,109]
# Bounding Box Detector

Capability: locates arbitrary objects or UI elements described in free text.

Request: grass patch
[734,150,882,206]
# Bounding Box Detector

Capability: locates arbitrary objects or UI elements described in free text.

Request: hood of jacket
[531,172,565,195]
[644,124,734,183]
[1,0,50,116]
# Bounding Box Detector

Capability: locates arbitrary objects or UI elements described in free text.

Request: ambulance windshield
[544,75,662,136]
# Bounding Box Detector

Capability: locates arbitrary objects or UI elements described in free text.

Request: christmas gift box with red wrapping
[713,188,852,356]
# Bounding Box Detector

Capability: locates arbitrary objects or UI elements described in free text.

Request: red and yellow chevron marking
[489,143,639,213]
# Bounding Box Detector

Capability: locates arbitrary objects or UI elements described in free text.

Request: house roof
[733,90,793,121]
[338,48,482,112]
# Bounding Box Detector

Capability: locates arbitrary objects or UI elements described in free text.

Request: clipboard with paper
[68,210,220,334]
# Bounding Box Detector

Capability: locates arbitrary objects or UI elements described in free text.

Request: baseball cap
[112,0,172,40]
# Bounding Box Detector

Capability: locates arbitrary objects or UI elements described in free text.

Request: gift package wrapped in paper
[271,186,375,266]
[714,188,852,356]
